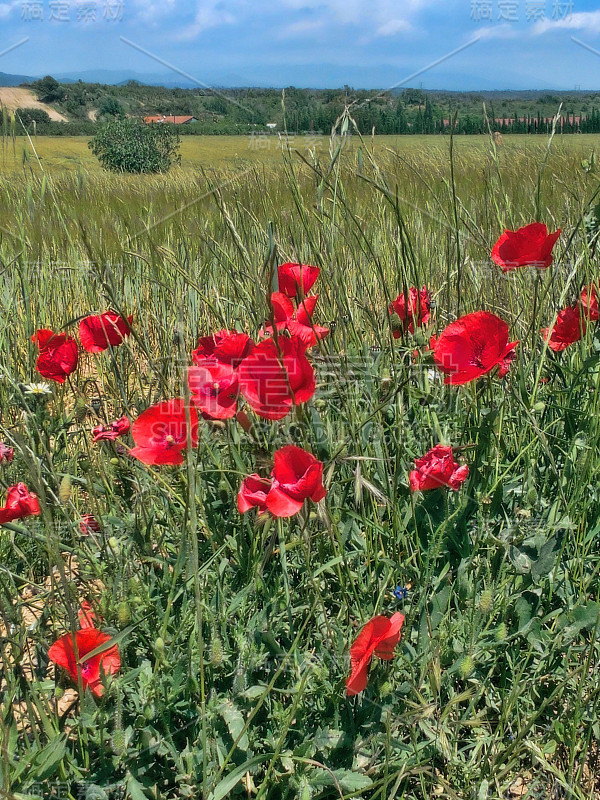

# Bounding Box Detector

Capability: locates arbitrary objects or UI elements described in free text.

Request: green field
[2,127,600,799]
[2,132,600,174]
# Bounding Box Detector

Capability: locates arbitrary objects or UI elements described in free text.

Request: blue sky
[1,0,600,88]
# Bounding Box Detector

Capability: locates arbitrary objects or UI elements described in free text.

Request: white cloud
[129,0,459,43]
[279,19,326,39]
[375,18,412,36]
[474,23,520,41]
[532,11,600,35]
[177,4,237,40]
[0,1,22,20]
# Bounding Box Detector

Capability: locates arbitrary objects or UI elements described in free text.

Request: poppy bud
[495,623,507,642]
[108,536,120,553]
[110,457,119,466]
[111,728,127,756]
[232,668,246,694]
[533,401,546,413]
[155,637,165,653]
[459,654,474,678]
[478,590,494,615]
[74,398,88,422]
[210,635,223,666]
[54,686,64,700]
[116,601,131,627]
[390,316,403,334]
[58,474,72,504]
[218,481,229,504]
[526,487,538,506]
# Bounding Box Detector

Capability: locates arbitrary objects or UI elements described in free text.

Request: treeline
[13,76,600,136]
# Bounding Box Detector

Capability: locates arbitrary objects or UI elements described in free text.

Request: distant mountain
[55,69,190,87]
[1,67,595,93]
[0,71,35,86]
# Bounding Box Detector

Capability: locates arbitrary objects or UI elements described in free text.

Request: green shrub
[98,96,125,119]
[88,117,181,173]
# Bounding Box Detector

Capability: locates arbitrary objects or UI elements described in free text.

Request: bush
[31,75,65,103]
[88,117,181,173]
[98,96,125,118]
[13,107,51,129]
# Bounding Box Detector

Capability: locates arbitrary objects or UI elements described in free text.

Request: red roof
[143,115,196,124]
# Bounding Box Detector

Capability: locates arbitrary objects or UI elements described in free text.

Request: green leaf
[531,534,561,583]
[310,767,373,792]
[508,545,532,574]
[218,700,248,751]
[515,595,534,633]
[29,734,67,781]
[125,771,150,800]
[208,754,274,800]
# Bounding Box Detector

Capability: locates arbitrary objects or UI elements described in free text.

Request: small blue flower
[393,586,410,600]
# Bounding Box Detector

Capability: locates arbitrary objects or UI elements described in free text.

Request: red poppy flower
[288,296,330,347]
[581,284,599,322]
[261,293,329,347]
[78,601,98,629]
[433,311,519,385]
[129,398,199,466]
[48,627,120,697]
[79,514,101,535]
[238,334,316,420]
[92,416,130,442]
[188,363,239,420]
[542,305,585,352]
[79,312,133,354]
[265,445,326,517]
[0,483,41,525]
[346,612,404,696]
[237,474,272,513]
[192,329,254,371]
[0,442,14,464]
[491,223,561,272]
[259,293,295,339]
[409,445,469,492]
[389,287,432,337]
[278,262,320,298]
[32,329,78,384]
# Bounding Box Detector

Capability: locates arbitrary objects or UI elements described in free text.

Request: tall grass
[1,126,600,799]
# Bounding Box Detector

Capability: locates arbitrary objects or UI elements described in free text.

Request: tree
[14,107,51,128]
[32,75,65,103]
[89,117,181,174]
[402,88,426,106]
[98,96,125,118]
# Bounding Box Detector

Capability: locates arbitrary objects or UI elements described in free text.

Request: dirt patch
[0,87,68,122]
